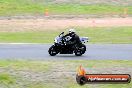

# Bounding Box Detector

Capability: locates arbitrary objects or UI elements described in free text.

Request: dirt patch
[0,17,132,32]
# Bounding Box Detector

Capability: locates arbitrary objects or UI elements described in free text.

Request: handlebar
[59,32,64,37]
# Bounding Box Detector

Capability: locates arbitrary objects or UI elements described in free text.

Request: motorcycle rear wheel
[81,44,86,54]
[75,49,83,56]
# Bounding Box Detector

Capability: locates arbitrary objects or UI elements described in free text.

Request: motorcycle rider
[64,29,81,46]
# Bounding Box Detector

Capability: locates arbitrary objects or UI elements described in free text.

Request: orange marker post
[123,8,128,18]
[44,9,49,16]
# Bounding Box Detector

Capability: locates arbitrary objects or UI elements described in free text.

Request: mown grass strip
[0,27,131,44]
[0,0,132,16]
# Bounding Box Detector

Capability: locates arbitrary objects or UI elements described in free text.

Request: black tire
[48,45,57,56]
[81,44,86,54]
[75,49,83,56]
[76,75,87,85]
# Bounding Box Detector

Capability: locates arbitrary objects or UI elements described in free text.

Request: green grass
[0,26,132,44]
[0,60,132,88]
[66,60,132,69]
[0,73,15,85]
[0,60,55,88]
[0,0,132,16]
[0,60,52,71]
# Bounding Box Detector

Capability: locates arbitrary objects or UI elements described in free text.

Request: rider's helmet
[69,29,76,34]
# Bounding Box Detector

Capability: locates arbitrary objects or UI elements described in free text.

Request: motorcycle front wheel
[48,45,57,56]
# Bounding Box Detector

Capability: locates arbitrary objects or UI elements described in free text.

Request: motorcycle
[48,32,89,56]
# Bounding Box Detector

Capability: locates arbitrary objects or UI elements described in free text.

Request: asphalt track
[0,44,132,60]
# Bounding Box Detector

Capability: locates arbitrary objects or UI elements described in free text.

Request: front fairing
[54,36,63,44]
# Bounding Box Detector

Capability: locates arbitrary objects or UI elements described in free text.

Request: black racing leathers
[64,33,81,45]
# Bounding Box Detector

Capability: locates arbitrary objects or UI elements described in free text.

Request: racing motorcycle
[48,32,89,56]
